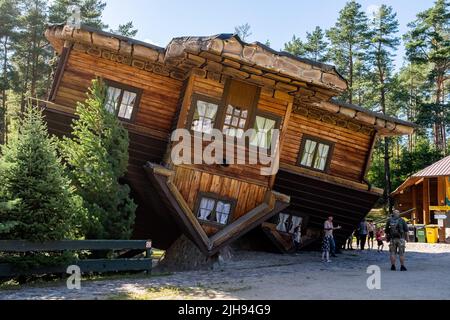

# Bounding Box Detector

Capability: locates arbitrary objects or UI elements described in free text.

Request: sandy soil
[1,243,449,300]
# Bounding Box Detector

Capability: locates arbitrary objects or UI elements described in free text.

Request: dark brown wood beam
[361,131,378,182]
[48,41,72,101]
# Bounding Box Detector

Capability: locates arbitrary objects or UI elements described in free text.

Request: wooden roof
[164,34,347,93]
[274,169,381,245]
[413,155,450,178]
[392,156,450,196]
[45,23,416,136]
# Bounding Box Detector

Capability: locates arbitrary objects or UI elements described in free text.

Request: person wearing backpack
[385,210,409,271]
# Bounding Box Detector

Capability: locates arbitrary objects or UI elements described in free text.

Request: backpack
[388,217,403,239]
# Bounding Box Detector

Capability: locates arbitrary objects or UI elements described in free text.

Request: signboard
[429,206,450,211]
[434,214,448,220]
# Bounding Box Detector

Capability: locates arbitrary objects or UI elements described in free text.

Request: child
[376,227,384,252]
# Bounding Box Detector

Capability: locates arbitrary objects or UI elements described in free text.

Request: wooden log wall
[54,49,183,138]
[175,75,292,187]
[172,166,268,235]
[280,110,373,182]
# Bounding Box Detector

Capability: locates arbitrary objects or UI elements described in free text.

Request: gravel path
[1,243,449,300]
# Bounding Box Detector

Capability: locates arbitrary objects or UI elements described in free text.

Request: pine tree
[48,0,107,29]
[111,21,138,38]
[303,26,328,62]
[404,0,450,152]
[367,4,400,213]
[326,0,370,104]
[12,0,52,111]
[0,106,84,241]
[284,35,306,57]
[0,0,20,144]
[61,79,136,239]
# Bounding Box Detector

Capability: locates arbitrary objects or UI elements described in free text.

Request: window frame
[249,111,282,151]
[296,134,335,173]
[216,79,261,139]
[193,192,237,227]
[104,79,142,123]
[186,94,223,134]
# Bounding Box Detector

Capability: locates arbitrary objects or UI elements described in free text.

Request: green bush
[61,79,136,239]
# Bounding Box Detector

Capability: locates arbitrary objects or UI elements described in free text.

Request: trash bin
[425,225,439,243]
[415,224,426,243]
[407,224,416,242]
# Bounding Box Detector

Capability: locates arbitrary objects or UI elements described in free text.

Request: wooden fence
[0,240,152,278]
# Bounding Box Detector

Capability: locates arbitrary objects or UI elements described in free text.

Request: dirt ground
[1,243,449,300]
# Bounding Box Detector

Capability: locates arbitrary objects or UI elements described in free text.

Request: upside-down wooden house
[42,24,415,255]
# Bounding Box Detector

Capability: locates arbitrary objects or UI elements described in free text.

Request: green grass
[106,283,251,300]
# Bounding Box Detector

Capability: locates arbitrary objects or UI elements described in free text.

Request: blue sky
[102,0,435,70]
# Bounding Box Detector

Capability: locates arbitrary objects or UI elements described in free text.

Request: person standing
[293,225,301,252]
[346,230,354,250]
[367,220,376,250]
[358,219,368,250]
[385,210,409,271]
[355,228,360,249]
[324,216,341,258]
[376,227,385,253]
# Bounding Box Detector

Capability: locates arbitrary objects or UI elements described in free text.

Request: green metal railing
[0,239,152,278]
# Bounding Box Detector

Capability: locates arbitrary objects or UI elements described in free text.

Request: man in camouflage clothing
[385,210,409,271]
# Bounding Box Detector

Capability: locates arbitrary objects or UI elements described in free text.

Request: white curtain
[300,140,317,167]
[313,143,330,170]
[118,91,136,120]
[198,198,215,220]
[251,116,275,148]
[276,213,289,232]
[216,201,231,224]
[192,101,217,133]
[289,216,303,234]
[105,86,121,114]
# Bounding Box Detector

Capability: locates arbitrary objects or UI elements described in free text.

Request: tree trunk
[382,86,392,214]
[348,46,353,104]
[1,36,8,145]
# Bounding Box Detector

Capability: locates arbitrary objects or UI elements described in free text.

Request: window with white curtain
[105,82,140,121]
[191,99,219,134]
[276,213,289,232]
[276,213,303,234]
[250,113,280,149]
[289,216,303,234]
[298,136,333,172]
[196,194,234,225]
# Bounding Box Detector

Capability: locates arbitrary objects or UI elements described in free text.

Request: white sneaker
[327,260,332,263]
